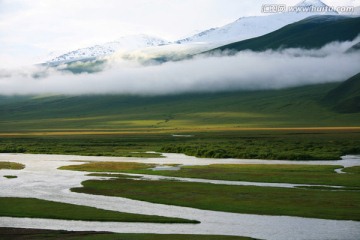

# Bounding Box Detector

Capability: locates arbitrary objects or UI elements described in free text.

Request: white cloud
[1,39,359,95]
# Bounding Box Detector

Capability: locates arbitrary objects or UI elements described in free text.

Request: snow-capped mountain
[48,0,343,64]
[48,34,168,64]
[175,0,338,45]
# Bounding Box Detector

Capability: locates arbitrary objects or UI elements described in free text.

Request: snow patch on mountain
[296,0,332,8]
[175,0,338,45]
[48,34,168,64]
[353,6,360,15]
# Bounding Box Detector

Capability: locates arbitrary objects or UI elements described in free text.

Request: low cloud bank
[1,38,360,95]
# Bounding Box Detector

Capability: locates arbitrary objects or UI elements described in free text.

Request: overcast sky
[1,0,359,66]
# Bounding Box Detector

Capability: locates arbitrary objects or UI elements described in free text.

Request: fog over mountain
[1,38,359,96]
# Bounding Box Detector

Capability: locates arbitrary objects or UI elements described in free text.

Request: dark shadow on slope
[323,72,360,113]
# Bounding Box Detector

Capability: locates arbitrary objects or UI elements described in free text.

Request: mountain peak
[294,0,338,14]
[296,0,328,7]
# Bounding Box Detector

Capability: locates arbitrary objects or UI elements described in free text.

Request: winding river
[0,153,360,240]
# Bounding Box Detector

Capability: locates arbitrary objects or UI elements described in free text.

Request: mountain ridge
[46,0,340,64]
[208,15,360,53]
[175,0,337,45]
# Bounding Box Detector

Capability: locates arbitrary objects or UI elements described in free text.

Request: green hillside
[210,16,360,53]
[0,81,360,133]
[1,79,360,160]
[323,72,360,113]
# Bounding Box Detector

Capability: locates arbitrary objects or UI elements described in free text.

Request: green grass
[1,129,360,160]
[343,166,360,174]
[138,164,360,187]
[1,80,360,160]
[0,197,198,223]
[3,175,17,179]
[0,68,360,162]
[72,178,360,221]
[159,131,360,160]
[323,72,360,113]
[0,228,253,240]
[62,162,360,187]
[1,83,360,133]
[295,186,359,191]
[0,162,24,170]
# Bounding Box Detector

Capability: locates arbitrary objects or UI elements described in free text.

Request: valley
[1,0,360,239]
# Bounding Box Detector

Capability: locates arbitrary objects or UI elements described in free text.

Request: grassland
[0,228,253,240]
[343,166,360,174]
[72,178,360,221]
[160,131,360,160]
[1,83,360,133]
[1,80,360,160]
[1,129,360,160]
[0,197,197,223]
[60,162,360,187]
[323,72,360,113]
[0,162,24,170]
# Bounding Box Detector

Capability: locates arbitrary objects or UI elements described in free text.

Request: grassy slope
[0,197,197,223]
[1,82,360,132]
[0,228,253,240]
[323,72,360,113]
[61,162,360,187]
[1,73,360,160]
[72,178,360,221]
[212,16,360,52]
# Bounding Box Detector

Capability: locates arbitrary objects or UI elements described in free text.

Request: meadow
[1,80,360,238]
[1,80,360,160]
[61,162,360,187]
[0,197,196,223]
[71,177,360,221]
[0,228,253,240]
[58,160,360,221]
[1,129,360,160]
